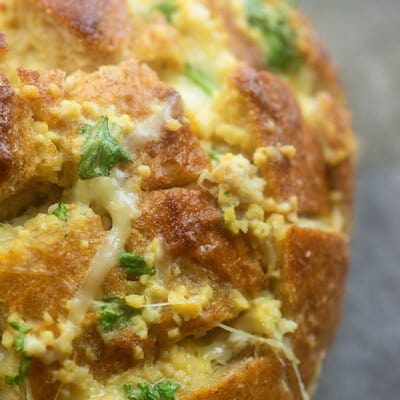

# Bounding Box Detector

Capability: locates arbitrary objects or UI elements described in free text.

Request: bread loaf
[0,1,355,399]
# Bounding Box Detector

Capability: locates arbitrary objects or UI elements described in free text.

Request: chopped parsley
[153,0,177,23]
[10,321,32,352]
[9,321,31,353]
[52,202,68,222]
[78,116,132,180]
[98,297,140,332]
[5,354,32,385]
[119,252,155,277]
[208,149,223,162]
[246,0,302,72]
[184,64,215,95]
[5,321,32,385]
[123,380,181,400]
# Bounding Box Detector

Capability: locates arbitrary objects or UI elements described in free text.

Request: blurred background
[299,1,400,399]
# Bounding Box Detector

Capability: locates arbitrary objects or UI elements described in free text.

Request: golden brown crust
[17,67,66,121]
[156,298,237,342]
[0,32,7,60]
[0,208,105,319]
[73,324,153,381]
[28,359,60,400]
[139,94,210,190]
[276,225,349,386]
[29,0,129,52]
[0,69,64,219]
[65,59,171,119]
[0,72,14,185]
[132,188,265,296]
[231,67,330,215]
[183,352,302,400]
[328,156,355,210]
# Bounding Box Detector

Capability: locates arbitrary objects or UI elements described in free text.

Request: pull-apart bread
[0,1,355,399]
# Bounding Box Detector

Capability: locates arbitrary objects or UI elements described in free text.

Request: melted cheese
[46,175,140,360]
[69,177,138,316]
[216,324,309,400]
[204,291,309,400]
[0,225,16,245]
[126,100,175,149]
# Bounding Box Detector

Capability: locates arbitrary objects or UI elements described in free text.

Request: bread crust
[276,225,349,386]
[132,188,264,295]
[0,72,14,185]
[0,207,105,319]
[0,1,355,398]
[29,0,130,52]
[183,352,302,400]
[231,67,331,215]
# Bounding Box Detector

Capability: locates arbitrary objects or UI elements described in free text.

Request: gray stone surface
[298,1,400,399]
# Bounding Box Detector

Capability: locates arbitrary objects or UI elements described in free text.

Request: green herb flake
[123,380,181,400]
[246,0,302,72]
[9,321,31,353]
[184,64,215,95]
[153,0,177,23]
[5,354,32,385]
[98,297,140,332]
[6,321,32,385]
[52,202,68,222]
[78,116,133,180]
[119,252,155,277]
[208,150,224,162]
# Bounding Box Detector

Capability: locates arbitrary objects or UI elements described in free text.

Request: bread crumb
[20,84,40,99]
[165,118,182,131]
[125,295,146,308]
[167,328,180,339]
[137,165,151,179]
[279,145,297,158]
